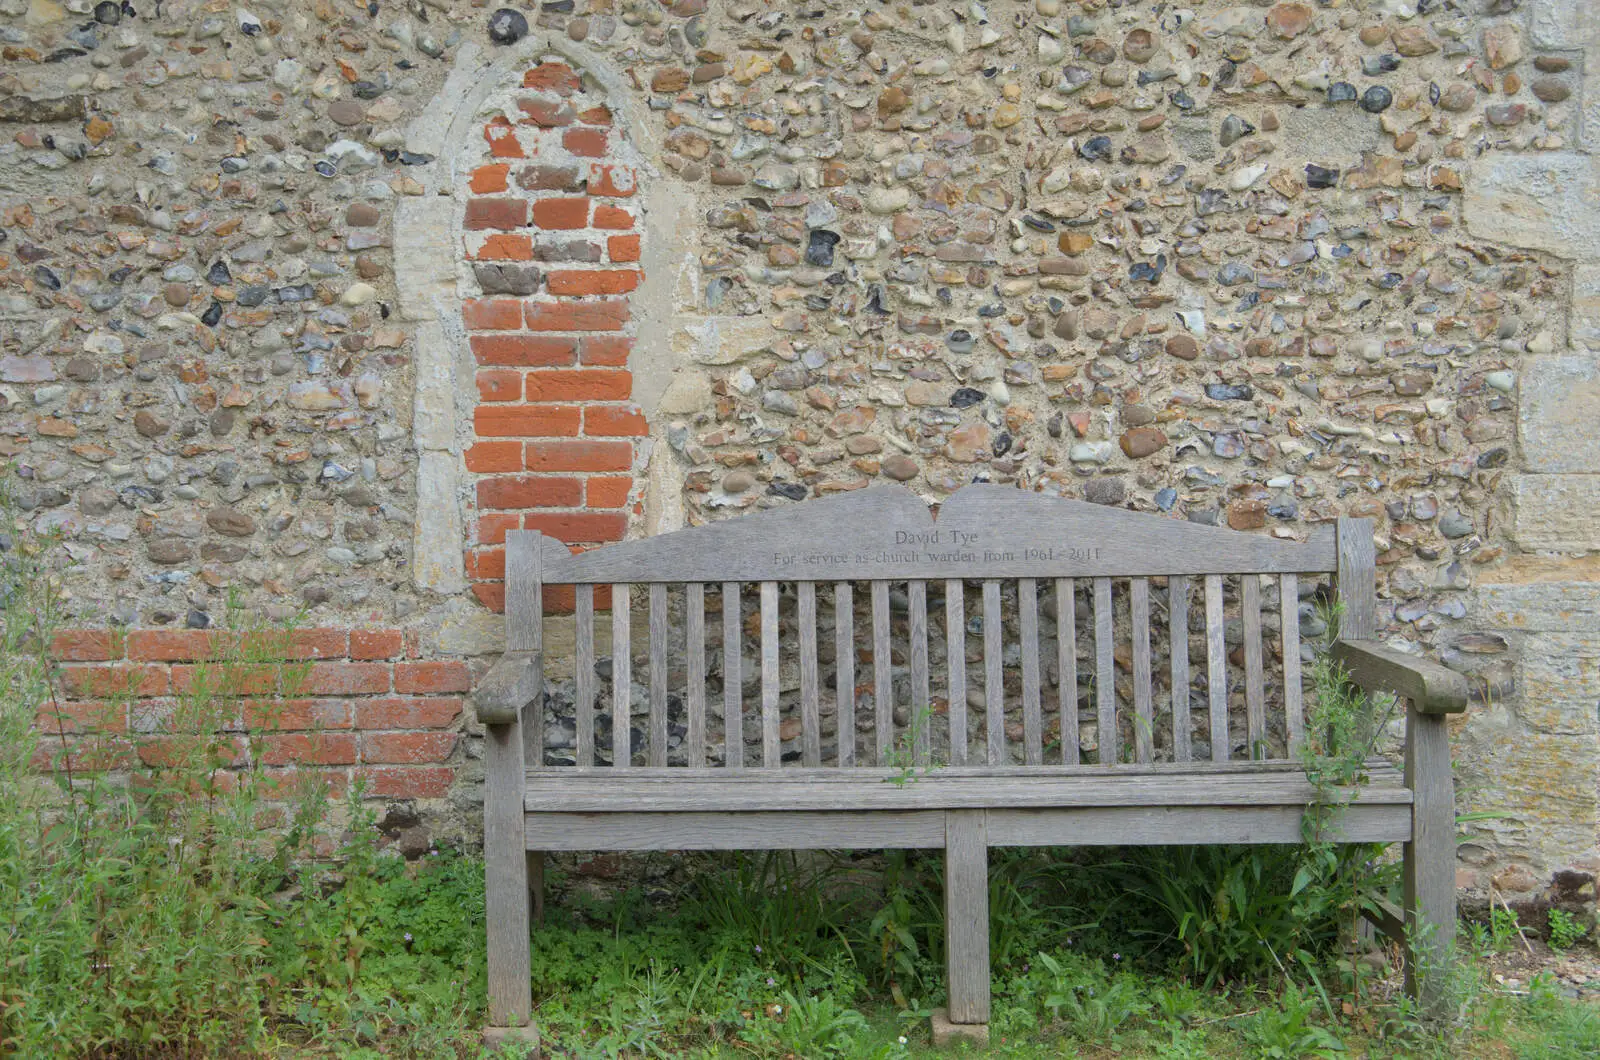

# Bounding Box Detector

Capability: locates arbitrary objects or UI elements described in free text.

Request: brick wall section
[464,60,647,613]
[39,628,465,801]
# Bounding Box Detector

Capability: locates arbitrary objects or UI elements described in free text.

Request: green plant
[1547,908,1589,951]
[883,703,938,787]
[1239,982,1346,1059]
[1035,950,1150,1038]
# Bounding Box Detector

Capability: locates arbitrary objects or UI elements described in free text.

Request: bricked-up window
[461,61,647,612]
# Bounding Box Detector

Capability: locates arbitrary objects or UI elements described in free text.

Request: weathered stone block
[929,1008,989,1048]
[1511,474,1600,551]
[1519,356,1600,471]
[1519,634,1600,734]
[1456,727,1599,877]
[1573,266,1600,351]
[1530,0,1598,50]
[1477,578,1600,632]
[1464,154,1600,258]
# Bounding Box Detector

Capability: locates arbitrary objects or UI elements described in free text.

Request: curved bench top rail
[540,484,1339,584]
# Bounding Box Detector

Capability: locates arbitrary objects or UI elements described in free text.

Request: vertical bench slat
[1169,575,1192,762]
[1205,574,1228,762]
[761,580,780,768]
[723,581,742,769]
[649,583,668,768]
[946,579,968,767]
[982,579,1004,766]
[798,581,821,768]
[835,582,856,767]
[872,580,893,766]
[1281,573,1305,757]
[575,584,595,768]
[686,583,706,768]
[1019,578,1043,766]
[611,584,632,769]
[1243,574,1266,760]
[1336,517,1377,640]
[1056,578,1079,765]
[509,533,543,768]
[908,580,931,767]
[1094,577,1116,765]
[1131,576,1153,765]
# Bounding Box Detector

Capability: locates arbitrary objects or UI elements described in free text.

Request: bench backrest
[505,485,1372,772]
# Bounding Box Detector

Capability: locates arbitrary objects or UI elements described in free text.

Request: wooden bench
[472,485,1467,1043]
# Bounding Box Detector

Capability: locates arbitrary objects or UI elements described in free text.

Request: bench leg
[941,809,990,1034]
[485,722,533,1033]
[1403,704,1455,1017]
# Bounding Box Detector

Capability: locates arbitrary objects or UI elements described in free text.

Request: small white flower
[898,1036,908,1045]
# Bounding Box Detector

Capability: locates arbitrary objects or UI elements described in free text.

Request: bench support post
[1403,702,1455,1016]
[485,722,532,1030]
[943,809,990,1028]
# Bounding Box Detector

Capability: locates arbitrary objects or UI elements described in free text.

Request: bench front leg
[943,809,990,1028]
[1404,702,1456,1016]
[484,721,532,1031]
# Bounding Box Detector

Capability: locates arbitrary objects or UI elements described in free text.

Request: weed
[1548,908,1589,951]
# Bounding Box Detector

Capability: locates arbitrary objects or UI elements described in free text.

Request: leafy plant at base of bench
[1547,909,1589,951]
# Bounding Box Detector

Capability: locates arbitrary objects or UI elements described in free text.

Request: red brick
[138,734,249,769]
[477,475,584,509]
[60,663,168,699]
[263,767,351,800]
[525,439,635,472]
[546,269,641,296]
[52,629,124,661]
[592,204,634,229]
[395,661,472,694]
[357,766,455,799]
[471,583,506,612]
[471,334,576,366]
[303,662,391,696]
[242,699,351,731]
[587,163,637,197]
[355,697,463,729]
[587,476,634,508]
[523,511,629,544]
[515,164,581,192]
[35,700,126,735]
[608,234,641,262]
[126,630,214,661]
[524,299,629,331]
[466,440,525,472]
[469,163,510,193]
[476,368,523,402]
[170,663,278,697]
[472,233,534,261]
[463,299,523,330]
[474,513,521,546]
[523,62,582,95]
[483,117,524,158]
[261,733,358,767]
[577,104,613,125]
[584,404,649,437]
[532,197,589,230]
[32,738,138,773]
[362,732,458,765]
[580,336,633,366]
[563,127,608,157]
[518,97,575,127]
[474,404,582,437]
[283,629,351,660]
[350,629,404,660]
[525,369,632,402]
[465,197,529,231]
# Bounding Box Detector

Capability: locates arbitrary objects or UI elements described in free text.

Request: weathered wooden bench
[472,485,1467,1043]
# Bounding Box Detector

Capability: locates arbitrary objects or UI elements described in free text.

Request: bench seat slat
[525,770,1411,813]
[524,805,1411,851]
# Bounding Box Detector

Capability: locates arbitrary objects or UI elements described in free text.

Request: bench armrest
[472,650,544,726]
[1329,640,1468,715]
